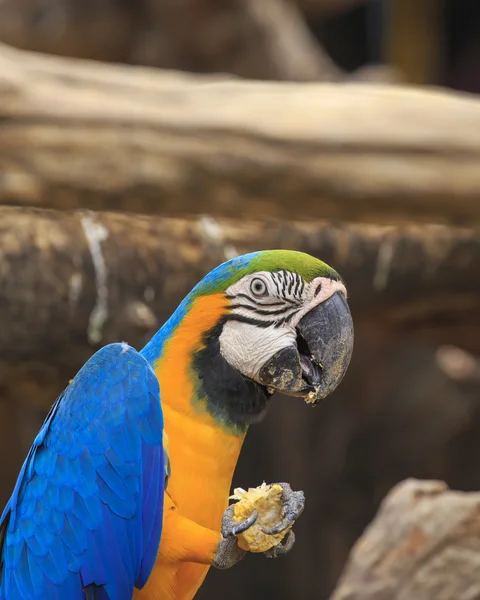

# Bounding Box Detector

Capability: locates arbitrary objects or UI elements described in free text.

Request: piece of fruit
[230,482,292,552]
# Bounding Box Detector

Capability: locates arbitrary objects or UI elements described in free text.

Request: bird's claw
[264,529,296,559]
[213,483,303,569]
[213,503,258,569]
[261,482,305,535]
[221,503,258,538]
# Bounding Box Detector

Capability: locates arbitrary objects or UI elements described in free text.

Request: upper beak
[296,292,354,403]
[258,292,354,405]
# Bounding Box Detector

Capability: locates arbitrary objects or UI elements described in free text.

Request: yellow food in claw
[230,483,291,552]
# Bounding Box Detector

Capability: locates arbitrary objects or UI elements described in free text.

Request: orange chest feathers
[154,292,246,527]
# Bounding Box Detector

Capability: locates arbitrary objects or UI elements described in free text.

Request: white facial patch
[219,321,296,380]
[219,271,347,381]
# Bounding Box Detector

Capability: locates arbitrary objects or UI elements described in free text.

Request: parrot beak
[295,292,354,404]
[258,292,354,405]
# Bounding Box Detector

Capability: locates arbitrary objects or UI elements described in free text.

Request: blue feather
[0,344,166,599]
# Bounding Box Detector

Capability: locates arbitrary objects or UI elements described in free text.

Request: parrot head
[144,250,353,429]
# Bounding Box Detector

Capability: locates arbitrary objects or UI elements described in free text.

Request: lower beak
[258,292,354,405]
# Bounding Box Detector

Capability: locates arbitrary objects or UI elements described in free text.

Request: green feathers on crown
[192,250,341,297]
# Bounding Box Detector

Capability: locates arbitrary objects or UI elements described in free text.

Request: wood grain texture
[1,43,480,225]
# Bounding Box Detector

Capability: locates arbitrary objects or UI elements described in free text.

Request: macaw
[0,249,353,600]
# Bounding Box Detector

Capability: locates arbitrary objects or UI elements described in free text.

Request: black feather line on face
[226,293,285,307]
[226,292,299,307]
[229,304,300,318]
[270,271,282,295]
[294,273,302,296]
[223,314,274,328]
[191,321,271,433]
[287,273,295,295]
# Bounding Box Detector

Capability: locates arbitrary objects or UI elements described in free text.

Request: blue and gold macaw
[0,250,353,600]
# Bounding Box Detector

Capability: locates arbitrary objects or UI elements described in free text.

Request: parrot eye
[250,278,268,297]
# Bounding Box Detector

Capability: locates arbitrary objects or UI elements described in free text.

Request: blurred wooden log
[132,0,343,80]
[0,0,343,81]
[330,479,480,600]
[1,44,480,225]
[0,0,393,83]
[0,0,135,63]
[1,206,480,371]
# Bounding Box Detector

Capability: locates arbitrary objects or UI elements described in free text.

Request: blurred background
[0,1,480,599]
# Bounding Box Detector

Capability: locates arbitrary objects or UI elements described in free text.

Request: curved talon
[262,515,293,536]
[262,483,305,535]
[231,509,258,536]
[222,504,258,537]
[265,530,296,559]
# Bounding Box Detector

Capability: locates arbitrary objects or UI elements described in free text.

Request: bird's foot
[261,482,305,536]
[212,481,305,568]
[212,504,257,569]
[264,529,296,558]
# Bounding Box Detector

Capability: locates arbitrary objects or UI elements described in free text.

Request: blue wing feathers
[137,441,163,588]
[0,343,166,600]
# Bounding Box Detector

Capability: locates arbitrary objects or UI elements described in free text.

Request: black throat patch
[191,322,271,434]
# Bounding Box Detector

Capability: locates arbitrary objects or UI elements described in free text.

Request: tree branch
[330,479,480,600]
[0,43,480,225]
[1,207,480,370]
[0,0,352,81]
[132,0,344,80]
